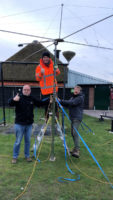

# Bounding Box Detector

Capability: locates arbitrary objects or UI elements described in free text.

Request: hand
[41,68,45,74]
[54,65,58,69]
[50,95,53,103]
[56,68,60,74]
[13,94,20,101]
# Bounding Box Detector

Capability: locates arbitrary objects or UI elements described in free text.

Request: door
[94,85,110,110]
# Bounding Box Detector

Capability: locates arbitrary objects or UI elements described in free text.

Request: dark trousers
[71,119,81,150]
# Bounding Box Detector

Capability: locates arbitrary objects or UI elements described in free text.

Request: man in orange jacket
[35,51,60,95]
[35,51,60,119]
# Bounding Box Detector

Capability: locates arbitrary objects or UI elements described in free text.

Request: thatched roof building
[2,41,67,85]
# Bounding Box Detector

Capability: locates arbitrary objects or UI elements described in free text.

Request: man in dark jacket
[8,85,48,164]
[59,86,84,158]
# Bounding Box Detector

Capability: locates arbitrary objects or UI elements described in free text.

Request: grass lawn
[0,108,113,200]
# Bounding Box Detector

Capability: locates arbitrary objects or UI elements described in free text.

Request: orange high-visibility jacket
[35,58,60,95]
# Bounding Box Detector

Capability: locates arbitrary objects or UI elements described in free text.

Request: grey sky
[0,0,113,81]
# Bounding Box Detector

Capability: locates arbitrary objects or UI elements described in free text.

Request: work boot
[70,147,76,154]
[26,157,32,162]
[12,158,17,164]
[71,149,80,158]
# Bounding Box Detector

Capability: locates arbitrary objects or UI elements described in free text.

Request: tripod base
[32,113,70,159]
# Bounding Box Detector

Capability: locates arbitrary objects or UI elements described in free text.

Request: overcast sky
[0,0,113,82]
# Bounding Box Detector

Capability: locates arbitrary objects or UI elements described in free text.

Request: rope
[56,98,113,188]
[63,14,113,39]
[58,125,80,183]
[87,138,113,147]
[69,156,113,185]
[81,121,95,135]
[14,131,46,200]
[80,122,113,147]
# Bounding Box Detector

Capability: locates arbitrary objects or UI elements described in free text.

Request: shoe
[26,157,32,162]
[70,147,76,154]
[12,158,17,164]
[71,149,80,158]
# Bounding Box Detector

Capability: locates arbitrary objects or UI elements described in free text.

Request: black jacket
[8,94,48,125]
[60,92,84,121]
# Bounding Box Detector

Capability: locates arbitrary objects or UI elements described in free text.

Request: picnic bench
[99,112,113,132]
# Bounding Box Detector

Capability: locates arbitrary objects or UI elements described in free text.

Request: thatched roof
[2,41,67,83]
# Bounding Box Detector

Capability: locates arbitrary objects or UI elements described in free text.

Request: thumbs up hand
[13,93,20,101]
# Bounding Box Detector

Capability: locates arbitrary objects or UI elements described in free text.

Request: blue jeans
[13,124,32,159]
[71,119,81,150]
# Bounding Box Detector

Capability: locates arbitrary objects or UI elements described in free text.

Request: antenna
[59,4,64,38]
[50,39,61,161]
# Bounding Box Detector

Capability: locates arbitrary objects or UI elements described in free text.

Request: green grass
[0,108,113,200]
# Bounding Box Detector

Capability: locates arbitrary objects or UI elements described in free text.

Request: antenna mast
[59,4,64,38]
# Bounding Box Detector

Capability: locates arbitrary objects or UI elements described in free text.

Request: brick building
[66,70,113,110]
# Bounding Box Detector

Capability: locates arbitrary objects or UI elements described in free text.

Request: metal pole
[62,65,66,133]
[0,62,6,126]
[111,120,113,132]
[59,4,64,38]
[50,41,57,161]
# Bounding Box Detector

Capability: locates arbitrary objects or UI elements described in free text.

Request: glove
[41,68,45,74]
[54,65,58,69]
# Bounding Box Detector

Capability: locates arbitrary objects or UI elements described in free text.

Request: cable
[70,156,113,185]
[56,98,113,188]
[1,4,112,21]
[0,5,58,19]
[64,6,93,46]
[64,6,101,46]
[0,12,113,53]
[65,40,113,50]
[0,29,54,41]
[22,42,54,61]
[65,4,113,10]
[63,14,113,40]
[14,129,48,200]
[42,7,61,38]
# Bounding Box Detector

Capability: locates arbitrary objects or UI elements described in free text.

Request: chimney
[56,50,61,59]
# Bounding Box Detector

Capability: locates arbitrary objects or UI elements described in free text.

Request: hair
[23,85,31,90]
[74,85,82,91]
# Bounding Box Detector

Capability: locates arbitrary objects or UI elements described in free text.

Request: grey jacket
[60,92,84,121]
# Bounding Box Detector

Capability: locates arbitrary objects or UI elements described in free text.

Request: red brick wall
[0,81,63,87]
[89,87,94,109]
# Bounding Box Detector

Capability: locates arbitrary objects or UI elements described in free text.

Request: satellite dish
[62,51,76,62]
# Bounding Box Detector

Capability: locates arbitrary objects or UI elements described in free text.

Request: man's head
[22,85,31,96]
[42,51,50,65]
[74,86,82,95]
